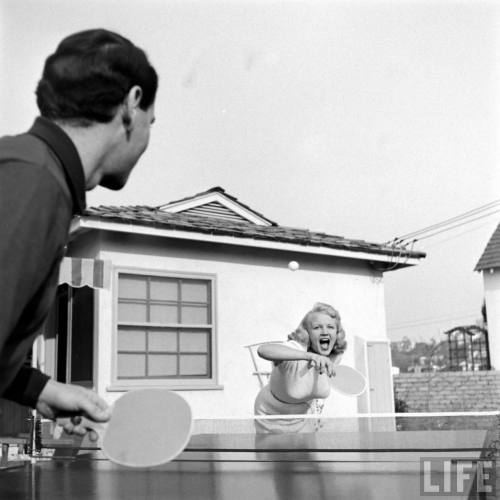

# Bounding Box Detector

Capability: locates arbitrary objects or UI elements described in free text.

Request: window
[115,271,217,388]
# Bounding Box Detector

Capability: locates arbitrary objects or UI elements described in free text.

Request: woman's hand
[307,353,336,377]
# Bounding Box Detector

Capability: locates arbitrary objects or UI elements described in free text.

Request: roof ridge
[155,187,277,226]
[155,186,225,209]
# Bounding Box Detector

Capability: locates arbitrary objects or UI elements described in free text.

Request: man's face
[100,104,156,190]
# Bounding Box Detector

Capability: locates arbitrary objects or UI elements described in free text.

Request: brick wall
[393,371,500,412]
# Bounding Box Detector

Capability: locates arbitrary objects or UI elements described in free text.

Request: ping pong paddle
[329,365,367,396]
[57,388,192,468]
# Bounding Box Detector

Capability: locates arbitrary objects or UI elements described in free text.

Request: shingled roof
[82,188,425,263]
[475,223,500,271]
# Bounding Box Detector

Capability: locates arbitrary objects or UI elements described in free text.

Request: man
[0,29,158,434]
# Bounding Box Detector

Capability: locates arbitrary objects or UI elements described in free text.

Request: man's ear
[123,85,143,123]
[121,86,143,139]
[127,85,143,109]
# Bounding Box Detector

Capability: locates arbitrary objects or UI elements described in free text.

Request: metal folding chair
[243,341,282,388]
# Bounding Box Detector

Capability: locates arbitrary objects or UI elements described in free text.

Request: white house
[40,187,425,419]
[475,222,500,370]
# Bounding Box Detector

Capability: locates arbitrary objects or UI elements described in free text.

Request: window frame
[110,267,221,390]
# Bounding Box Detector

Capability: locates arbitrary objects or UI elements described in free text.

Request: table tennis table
[0,412,498,500]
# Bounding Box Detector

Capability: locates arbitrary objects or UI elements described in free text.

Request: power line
[413,209,500,243]
[387,312,479,331]
[386,199,500,246]
[394,199,500,241]
[424,219,496,249]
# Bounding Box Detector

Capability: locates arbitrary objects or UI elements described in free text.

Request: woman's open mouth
[318,337,331,351]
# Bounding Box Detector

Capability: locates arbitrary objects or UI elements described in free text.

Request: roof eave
[70,217,424,268]
[475,265,499,273]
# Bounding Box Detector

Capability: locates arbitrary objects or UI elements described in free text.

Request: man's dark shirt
[0,117,85,407]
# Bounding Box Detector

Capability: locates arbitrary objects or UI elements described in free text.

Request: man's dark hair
[36,29,158,124]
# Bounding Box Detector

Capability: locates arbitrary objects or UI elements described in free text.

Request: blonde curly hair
[287,302,347,357]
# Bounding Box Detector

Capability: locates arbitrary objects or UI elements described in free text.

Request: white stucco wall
[71,231,394,418]
[483,269,500,370]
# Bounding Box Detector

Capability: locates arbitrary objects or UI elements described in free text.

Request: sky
[1,0,499,343]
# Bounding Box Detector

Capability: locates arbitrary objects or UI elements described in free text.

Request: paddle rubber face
[102,389,192,468]
[329,365,367,396]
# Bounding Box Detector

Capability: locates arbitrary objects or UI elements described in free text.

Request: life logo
[420,458,496,497]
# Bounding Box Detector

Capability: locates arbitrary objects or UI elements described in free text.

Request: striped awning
[58,257,111,289]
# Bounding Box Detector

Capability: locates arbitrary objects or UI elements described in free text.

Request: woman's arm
[257,343,335,376]
[257,343,311,362]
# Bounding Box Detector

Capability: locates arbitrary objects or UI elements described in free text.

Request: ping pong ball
[288,261,300,271]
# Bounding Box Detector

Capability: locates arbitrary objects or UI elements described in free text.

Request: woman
[254,302,347,433]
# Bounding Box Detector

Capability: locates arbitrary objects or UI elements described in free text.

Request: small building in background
[475,222,500,370]
[38,187,425,418]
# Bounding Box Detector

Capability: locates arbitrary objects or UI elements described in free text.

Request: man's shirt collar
[28,117,86,215]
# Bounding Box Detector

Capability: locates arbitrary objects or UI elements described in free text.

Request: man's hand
[36,380,111,437]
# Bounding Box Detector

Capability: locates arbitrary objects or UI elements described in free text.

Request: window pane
[118,302,147,322]
[148,354,178,376]
[119,275,147,299]
[180,355,208,376]
[118,329,146,351]
[149,330,177,351]
[180,331,208,352]
[118,354,145,377]
[181,305,208,324]
[181,281,208,303]
[150,304,178,323]
[150,278,178,301]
